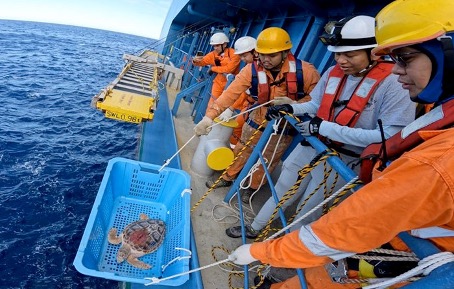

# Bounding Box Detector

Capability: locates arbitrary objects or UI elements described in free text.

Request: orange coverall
[205,59,320,190]
[192,47,241,109]
[250,128,454,288]
[229,92,253,146]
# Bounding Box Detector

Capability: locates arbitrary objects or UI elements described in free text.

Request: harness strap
[245,118,295,135]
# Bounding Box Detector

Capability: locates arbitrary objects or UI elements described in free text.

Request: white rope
[247,118,287,205]
[181,188,192,197]
[219,100,273,123]
[160,248,192,272]
[265,177,359,241]
[144,258,230,285]
[363,251,454,289]
[159,135,196,171]
[236,117,287,213]
[146,101,277,284]
[159,100,273,171]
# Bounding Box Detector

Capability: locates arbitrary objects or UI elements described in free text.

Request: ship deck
[158,86,295,288]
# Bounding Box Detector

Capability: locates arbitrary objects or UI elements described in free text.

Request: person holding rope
[192,32,241,112]
[228,1,454,288]
[225,15,415,239]
[194,27,320,203]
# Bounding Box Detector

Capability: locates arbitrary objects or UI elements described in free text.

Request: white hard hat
[234,36,257,54]
[210,32,230,45]
[320,16,377,53]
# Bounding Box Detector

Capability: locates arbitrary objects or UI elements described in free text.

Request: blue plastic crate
[74,157,191,286]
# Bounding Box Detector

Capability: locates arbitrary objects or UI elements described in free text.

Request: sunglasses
[389,51,421,67]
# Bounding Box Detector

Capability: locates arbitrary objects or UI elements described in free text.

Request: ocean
[0,19,154,288]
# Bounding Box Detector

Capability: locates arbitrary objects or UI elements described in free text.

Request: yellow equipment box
[96,89,155,124]
[92,51,162,124]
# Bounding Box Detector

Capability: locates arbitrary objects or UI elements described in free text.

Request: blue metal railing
[222,116,453,289]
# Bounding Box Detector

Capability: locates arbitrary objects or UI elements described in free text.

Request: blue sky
[0,0,173,39]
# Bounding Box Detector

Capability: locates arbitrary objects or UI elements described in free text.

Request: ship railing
[223,116,454,289]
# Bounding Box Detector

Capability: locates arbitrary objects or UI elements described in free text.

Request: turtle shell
[122,218,166,253]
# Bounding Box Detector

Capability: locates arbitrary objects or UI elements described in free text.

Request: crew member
[229,1,454,288]
[192,32,241,111]
[217,36,259,148]
[226,15,415,239]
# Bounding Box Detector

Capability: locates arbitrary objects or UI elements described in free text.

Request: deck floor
[168,87,297,289]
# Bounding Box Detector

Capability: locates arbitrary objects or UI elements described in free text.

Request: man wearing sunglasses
[228,1,454,288]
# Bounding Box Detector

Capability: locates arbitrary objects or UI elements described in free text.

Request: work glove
[218,108,234,122]
[228,244,258,265]
[207,67,214,76]
[296,115,323,136]
[272,96,296,105]
[265,104,293,121]
[194,116,214,136]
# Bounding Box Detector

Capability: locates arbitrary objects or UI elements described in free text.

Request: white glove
[228,244,258,265]
[272,96,296,105]
[218,108,234,121]
[194,116,213,136]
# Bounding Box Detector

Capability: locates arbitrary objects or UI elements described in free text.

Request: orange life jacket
[359,99,454,184]
[316,62,394,126]
[252,53,305,104]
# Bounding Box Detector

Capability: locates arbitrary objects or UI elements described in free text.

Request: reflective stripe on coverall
[205,60,320,189]
[250,128,454,288]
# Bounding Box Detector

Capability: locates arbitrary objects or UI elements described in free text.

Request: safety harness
[248,53,305,103]
[359,99,454,184]
[244,53,305,135]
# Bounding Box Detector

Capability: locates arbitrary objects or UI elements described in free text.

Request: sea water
[0,19,155,288]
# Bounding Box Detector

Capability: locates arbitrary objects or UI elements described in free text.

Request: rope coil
[362,252,454,289]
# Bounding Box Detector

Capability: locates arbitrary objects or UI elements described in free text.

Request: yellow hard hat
[373,0,454,56]
[256,27,292,54]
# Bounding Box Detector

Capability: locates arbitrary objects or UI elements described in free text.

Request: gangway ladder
[92,51,161,124]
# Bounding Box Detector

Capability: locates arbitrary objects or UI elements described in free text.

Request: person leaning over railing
[228,1,454,288]
[194,27,320,203]
[225,15,415,240]
[192,32,241,112]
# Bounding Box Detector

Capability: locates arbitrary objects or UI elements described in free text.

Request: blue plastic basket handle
[139,164,161,174]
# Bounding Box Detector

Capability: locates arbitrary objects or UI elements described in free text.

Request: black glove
[265,104,293,121]
[296,115,323,136]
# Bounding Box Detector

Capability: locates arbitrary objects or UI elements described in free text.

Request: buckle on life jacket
[325,141,360,158]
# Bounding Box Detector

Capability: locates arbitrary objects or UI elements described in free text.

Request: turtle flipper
[127,255,152,270]
[108,228,122,244]
[139,213,149,220]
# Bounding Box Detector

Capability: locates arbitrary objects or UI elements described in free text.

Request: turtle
[108,213,166,269]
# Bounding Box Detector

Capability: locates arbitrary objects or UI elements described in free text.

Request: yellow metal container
[96,89,155,123]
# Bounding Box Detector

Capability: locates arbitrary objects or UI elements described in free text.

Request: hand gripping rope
[190,100,274,212]
[159,100,273,173]
[145,101,273,286]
